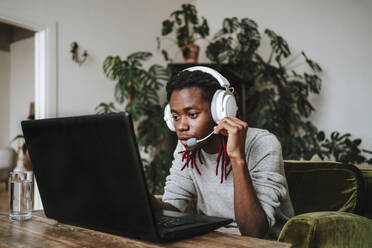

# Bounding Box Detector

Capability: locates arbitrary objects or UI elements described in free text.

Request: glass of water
[9,171,33,221]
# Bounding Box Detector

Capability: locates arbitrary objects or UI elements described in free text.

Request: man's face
[170,87,215,151]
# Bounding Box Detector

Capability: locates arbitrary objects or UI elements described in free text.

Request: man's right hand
[149,194,180,212]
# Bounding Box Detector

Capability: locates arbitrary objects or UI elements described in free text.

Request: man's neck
[201,134,221,154]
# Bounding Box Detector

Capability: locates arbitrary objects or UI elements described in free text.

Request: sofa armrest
[360,169,372,218]
[278,211,372,248]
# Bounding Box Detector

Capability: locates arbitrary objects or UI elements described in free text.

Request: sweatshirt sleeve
[162,141,197,212]
[246,132,289,229]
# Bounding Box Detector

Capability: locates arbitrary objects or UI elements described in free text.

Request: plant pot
[181,44,200,63]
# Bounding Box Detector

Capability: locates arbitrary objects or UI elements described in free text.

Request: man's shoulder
[245,127,281,150]
[245,128,283,171]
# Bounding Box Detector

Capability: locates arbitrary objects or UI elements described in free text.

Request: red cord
[178,134,233,183]
[216,142,222,176]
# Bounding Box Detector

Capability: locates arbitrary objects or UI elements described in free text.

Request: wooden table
[0,211,291,248]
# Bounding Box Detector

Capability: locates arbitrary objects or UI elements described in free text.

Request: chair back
[284,161,365,215]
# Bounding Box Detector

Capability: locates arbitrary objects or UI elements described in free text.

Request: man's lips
[178,136,194,146]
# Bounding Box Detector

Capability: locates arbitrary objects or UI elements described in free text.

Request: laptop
[21,112,232,242]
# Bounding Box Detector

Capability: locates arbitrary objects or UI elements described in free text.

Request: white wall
[0,0,194,118]
[0,50,10,147]
[1,0,371,151]
[9,37,35,147]
[197,0,372,150]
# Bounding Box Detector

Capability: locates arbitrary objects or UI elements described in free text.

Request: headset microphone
[186,130,215,147]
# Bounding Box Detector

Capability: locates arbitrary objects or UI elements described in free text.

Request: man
[151,66,294,239]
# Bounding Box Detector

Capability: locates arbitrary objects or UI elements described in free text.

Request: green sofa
[278,161,372,248]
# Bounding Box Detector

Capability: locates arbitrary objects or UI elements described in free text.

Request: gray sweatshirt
[162,127,294,239]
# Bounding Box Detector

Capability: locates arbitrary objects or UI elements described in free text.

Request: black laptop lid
[22,113,159,241]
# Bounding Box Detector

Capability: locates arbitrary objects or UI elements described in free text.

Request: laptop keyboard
[157,215,194,228]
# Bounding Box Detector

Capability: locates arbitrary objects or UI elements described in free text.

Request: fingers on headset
[223,116,248,128]
[215,129,228,136]
[215,118,246,136]
[217,117,248,134]
[214,125,226,135]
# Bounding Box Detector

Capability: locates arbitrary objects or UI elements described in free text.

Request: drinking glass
[9,171,33,221]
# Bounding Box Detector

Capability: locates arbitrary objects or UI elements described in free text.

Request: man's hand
[149,194,180,212]
[214,117,268,237]
[213,116,248,161]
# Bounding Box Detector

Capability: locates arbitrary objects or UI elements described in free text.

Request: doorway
[0,14,57,210]
[0,22,35,149]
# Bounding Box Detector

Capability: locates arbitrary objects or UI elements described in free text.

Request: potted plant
[159,3,209,63]
[97,51,174,194]
[206,17,372,164]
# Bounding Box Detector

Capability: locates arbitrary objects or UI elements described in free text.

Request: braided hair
[166,70,235,183]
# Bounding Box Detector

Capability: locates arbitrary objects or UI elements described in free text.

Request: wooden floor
[0,183,9,213]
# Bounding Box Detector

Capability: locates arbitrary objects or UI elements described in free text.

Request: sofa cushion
[278,211,372,248]
[284,161,365,215]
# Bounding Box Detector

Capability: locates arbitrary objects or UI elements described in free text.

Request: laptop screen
[22,113,159,240]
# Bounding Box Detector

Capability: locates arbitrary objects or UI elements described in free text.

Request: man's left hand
[214,117,248,161]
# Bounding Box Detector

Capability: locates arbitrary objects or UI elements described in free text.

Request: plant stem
[128,85,135,104]
[287,62,306,71]
[184,8,190,44]
[267,49,274,64]
[283,53,301,67]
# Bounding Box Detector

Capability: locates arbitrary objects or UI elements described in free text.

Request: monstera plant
[206,17,372,164]
[96,51,173,194]
[98,14,371,193]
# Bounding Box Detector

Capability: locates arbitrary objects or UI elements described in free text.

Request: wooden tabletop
[0,211,291,248]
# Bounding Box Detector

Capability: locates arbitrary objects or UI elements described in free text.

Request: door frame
[0,12,57,210]
[0,13,57,118]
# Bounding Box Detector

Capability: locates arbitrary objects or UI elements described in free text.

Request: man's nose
[177,116,189,131]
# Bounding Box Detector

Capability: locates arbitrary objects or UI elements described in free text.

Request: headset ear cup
[211,90,225,122]
[163,104,175,131]
[211,90,238,123]
[223,93,238,118]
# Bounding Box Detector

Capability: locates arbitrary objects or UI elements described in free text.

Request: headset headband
[184,66,230,89]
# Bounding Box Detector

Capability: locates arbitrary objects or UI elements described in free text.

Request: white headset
[163,66,238,132]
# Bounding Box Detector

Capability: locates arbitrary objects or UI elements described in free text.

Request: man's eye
[172,115,179,120]
[189,113,198,118]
